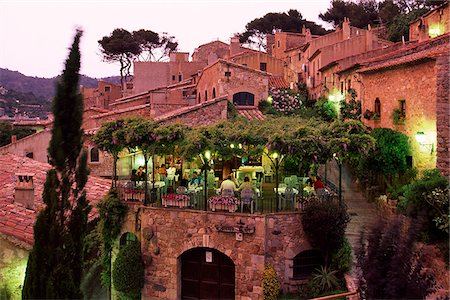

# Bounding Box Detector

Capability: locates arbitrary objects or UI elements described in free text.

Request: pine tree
[22,29,91,299]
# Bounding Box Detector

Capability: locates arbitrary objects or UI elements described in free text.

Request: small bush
[302,201,350,262]
[113,241,144,299]
[314,98,337,121]
[262,264,280,300]
[330,237,352,274]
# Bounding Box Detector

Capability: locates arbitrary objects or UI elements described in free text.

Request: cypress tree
[22,29,91,299]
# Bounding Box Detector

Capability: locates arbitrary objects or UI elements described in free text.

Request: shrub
[314,98,337,121]
[302,201,350,263]
[330,237,352,274]
[113,241,145,299]
[397,169,449,238]
[356,216,439,299]
[269,88,304,114]
[262,264,281,300]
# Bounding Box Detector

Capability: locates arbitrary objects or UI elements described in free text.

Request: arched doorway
[180,247,235,299]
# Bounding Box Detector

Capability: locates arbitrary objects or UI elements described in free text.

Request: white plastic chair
[221,189,235,197]
[280,187,295,210]
[240,189,254,213]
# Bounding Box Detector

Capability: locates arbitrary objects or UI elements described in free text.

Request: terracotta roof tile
[269,76,289,89]
[0,154,111,247]
[237,108,265,121]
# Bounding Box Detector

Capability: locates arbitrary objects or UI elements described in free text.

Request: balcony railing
[116,180,340,214]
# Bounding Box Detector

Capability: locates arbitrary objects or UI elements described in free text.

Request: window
[25,152,33,159]
[399,99,406,117]
[205,90,208,101]
[233,92,254,106]
[406,155,413,168]
[293,250,324,279]
[178,74,182,82]
[374,97,381,116]
[90,147,99,162]
[172,75,176,81]
[198,93,201,102]
[212,88,216,98]
[260,62,267,72]
[347,79,351,91]
[242,63,247,67]
[224,71,231,77]
[298,53,301,61]
[277,40,280,47]
[104,86,111,92]
[324,76,327,88]
[340,81,344,94]
[119,232,138,247]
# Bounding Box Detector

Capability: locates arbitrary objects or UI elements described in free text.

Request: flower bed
[208,196,240,212]
[162,193,191,208]
[122,187,145,201]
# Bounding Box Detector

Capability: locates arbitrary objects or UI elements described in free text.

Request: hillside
[0,68,120,118]
[0,68,120,100]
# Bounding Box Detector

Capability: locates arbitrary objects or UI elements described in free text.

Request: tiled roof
[237,108,265,120]
[0,154,111,247]
[269,76,289,89]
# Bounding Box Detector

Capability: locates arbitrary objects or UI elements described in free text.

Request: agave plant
[311,266,339,293]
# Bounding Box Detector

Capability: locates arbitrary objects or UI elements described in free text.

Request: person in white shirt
[220,175,237,196]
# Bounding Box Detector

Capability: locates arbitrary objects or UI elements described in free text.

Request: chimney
[343,17,351,39]
[14,173,34,209]
[229,36,241,57]
[11,135,17,143]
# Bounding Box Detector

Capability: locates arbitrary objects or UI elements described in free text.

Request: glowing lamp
[415,132,427,144]
[230,143,235,149]
[204,150,211,160]
[238,143,242,149]
[272,152,279,159]
[267,96,273,103]
[429,23,444,38]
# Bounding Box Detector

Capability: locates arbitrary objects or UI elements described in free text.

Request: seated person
[220,175,237,195]
[158,164,167,180]
[167,163,177,177]
[238,176,255,192]
[189,171,203,187]
[306,174,315,187]
[313,175,326,191]
[136,166,146,181]
[130,169,138,182]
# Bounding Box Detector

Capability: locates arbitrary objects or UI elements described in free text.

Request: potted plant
[392,108,405,125]
[208,196,240,212]
[162,193,191,208]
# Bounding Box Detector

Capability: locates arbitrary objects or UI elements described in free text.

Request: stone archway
[180,247,235,300]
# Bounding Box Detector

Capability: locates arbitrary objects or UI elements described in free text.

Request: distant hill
[0,68,121,100]
[0,68,120,118]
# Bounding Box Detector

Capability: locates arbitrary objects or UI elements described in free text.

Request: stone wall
[119,206,309,300]
[436,54,449,176]
[360,60,438,171]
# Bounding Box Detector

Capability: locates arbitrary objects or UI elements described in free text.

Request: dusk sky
[0,0,332,78]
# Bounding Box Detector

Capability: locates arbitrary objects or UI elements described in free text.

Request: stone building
[357,34,449,174]
[81,80,122,109]
[118,204,321,299]
[409,2,449,42]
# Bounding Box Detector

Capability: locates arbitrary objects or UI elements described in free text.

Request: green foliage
[239,9,327,49]
[302,201,350,262]
[258,99,279,115]
[314,98,338,121]
[388,8,430,42]
[227,101,238,119]
[262,264,280,300]
[397,169,449,237]
[0,121,12,147]
[392,108,405,124]
[311,266,340,295]
[330,237,352,274]
[356,216,439,299]
[370,128,410,175]
[339,89,361,120]
[97,189,128,288]
[23,29,91,299]
[319,0,379,29]
[0,122,36,147]
[113,241,144,299]
[99,28,178,86]
[0,285,12,300]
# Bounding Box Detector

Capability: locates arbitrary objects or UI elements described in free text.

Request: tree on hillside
[319,0,380,29]
[239,9,328,50]
[99,29,178,88]
[22,29,91,299]
[98,28,141,89]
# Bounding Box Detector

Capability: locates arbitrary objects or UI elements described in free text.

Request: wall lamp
[415,132,434,154]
